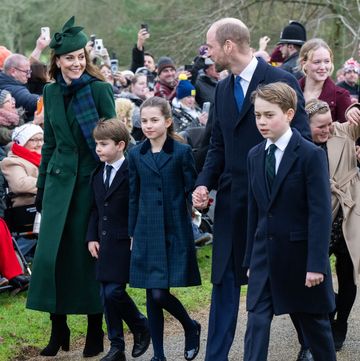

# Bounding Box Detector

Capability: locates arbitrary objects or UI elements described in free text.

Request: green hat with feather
[50,16,88,55]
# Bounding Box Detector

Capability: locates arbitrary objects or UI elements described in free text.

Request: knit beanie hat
[12,123,43,146]
[157,56,176,75]
[49,16,88,55]
[343,58,360,74]
[0,89,11,106]
[176,74,196,100]
[0,46,12,70]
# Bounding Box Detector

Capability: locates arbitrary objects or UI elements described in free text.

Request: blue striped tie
[234,75,244,112]
[266,144,277,190]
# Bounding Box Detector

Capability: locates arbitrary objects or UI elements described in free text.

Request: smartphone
[94,39,104,53]
[41,27,50,41]
[110,59,119,74]
[202,102,211,114]
[90,34,96,47]
[141,23,149,32]
[184,64,193,71]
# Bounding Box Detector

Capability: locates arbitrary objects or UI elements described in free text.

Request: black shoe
[9,274,30,289]
[40,314,70,356]
[184,320,201,361]
[83,314,104,357]
[150,357,167,361]
[132,328,151,358]
[296,347,314,361]
[100,347,126,361]
[332,320,347,351]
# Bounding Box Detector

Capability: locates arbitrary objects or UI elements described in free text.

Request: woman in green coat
[26,17,116,357]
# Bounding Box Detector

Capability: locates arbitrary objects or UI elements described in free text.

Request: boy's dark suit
[87,160,149,357]
[243,129,336,361]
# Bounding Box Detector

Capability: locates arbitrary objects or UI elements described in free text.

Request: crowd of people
[0,13,359,361]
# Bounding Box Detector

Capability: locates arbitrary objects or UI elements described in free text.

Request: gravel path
[23,286,360,361]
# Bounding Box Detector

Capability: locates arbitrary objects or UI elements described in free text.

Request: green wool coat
[26,80,115,314]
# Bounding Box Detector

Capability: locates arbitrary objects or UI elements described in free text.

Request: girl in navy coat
[128,96,201,361]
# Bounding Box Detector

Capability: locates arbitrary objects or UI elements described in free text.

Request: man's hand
[305,272,324,287]
[137,29,150,50]
[192,186,209,209]
[258,36,270,51]
[88,241,100,259]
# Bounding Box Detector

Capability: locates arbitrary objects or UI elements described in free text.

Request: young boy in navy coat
[243,83,336,361]
[87,120,150,361]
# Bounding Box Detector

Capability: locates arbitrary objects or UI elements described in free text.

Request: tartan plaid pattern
[57,72,99,159]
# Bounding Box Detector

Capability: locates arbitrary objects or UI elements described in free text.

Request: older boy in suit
[87,120,150,361]
[243,83,336,361]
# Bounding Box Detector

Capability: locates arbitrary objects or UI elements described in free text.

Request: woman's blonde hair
[115,98,134,132]
[299,38,334,76]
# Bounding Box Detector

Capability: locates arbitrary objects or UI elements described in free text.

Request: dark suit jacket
[244,129,335,315]
[196,57,311,286]
[86,160,131,284]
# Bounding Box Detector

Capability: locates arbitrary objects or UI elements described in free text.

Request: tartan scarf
[57,72,99,160]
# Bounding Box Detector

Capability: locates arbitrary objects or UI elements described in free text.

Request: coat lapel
[268,130,300,208]
[327,136,346,179]
[50,85,77,146]
[253,143,270,202]
[105,159,128,199]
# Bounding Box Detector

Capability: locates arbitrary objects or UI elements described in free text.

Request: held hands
[305,272,324,288]
[88,241,100,259]
[192,186,209,210]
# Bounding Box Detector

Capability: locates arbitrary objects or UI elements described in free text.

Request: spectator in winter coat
[195,57,219,107]
[0,54,39,121]
[154,56,177,102]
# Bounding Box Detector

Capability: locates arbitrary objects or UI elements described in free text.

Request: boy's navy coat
[196,58,311,286]
[244,129,335,315]
[128,137,201,289]
[87,159,131,284]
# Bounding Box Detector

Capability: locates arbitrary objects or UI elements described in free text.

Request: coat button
[269,236,273,240]
[158,200,162,206]
[102,230,106,235]
[55,169,60,174]
[104,202,109,207]
[268,213,273,218]
[103,216,107,221]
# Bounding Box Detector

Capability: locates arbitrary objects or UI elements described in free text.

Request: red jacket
[299,76,352,123]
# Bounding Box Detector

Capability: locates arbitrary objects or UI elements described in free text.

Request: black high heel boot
[40,314,70,356]
[83,313,104,357]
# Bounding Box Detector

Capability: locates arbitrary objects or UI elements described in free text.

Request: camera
[110,59,119,74]
[184,64,193,72]
[94,39,104,53]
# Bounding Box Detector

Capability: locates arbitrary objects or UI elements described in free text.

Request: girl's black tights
[146,288,194,357]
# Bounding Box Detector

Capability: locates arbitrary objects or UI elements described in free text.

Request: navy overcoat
[86,160,131,284]
[128,137,201,288]
[196,58,312,286]
[244,129,335,315]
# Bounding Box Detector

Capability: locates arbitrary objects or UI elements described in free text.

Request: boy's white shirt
[103,156,125,187]
[265,127,293,174]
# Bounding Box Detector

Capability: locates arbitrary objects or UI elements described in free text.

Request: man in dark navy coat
[87,120,150,361]
[192,18,311,361]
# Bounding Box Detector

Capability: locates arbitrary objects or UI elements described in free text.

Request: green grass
[0,245,213,361]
